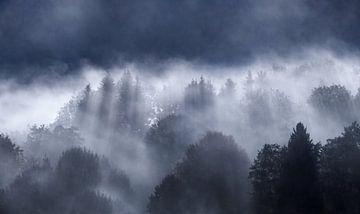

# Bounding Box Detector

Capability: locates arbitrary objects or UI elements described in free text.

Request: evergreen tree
[0,134,22,188]
[320,122,360,213]
[55,148,101,194]
[278,123,322,214]
[131,76,145,132]
[76,84,92,125]
[98,74,115,129]
[116,70,133,130]
[25,125,83,161]
[4,158,53,214]
[184,76,214,112]
[249,144,285,214]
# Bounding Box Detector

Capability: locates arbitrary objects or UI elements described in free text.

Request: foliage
[184,76,215,112]
[320,122,360,213]
[309,85,354,122]
[148,132,250,214]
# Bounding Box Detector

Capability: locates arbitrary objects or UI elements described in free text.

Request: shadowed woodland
[1,71,360,214]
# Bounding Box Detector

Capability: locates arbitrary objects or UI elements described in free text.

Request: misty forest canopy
[2,70,360,214]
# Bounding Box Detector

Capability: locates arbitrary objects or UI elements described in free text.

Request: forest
[1,67,360,214]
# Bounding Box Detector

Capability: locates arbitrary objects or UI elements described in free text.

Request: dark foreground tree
[249,123,323,214]
[249,144,285,214]
[278,123,322,214]
[320,122,360,214]
[148,132,250,214]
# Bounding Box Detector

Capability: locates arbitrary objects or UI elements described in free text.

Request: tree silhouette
[148,132,250,214]
[249,144,285,214]
[320,121,360,213]
[278,123,322,214]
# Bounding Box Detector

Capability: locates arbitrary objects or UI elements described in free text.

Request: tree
[320,122,360,213]
[54,98,78,128]
[184,76,214,112]
[131,76,145,132]
[0,134,23,188]
[116,71,145,133]
[3,152,115,214]
[55,148,101,194]
[99,157,133,202]
[245,89,273,127]
[219,78,236,97]
[249,144,285,214]
[278,123,322,214]
[309,85,354,123]
[25,125,83,161]
[76,84,92,126]
[148,132,250,214]
[116,70,133,130]
[145,114,194,175]
[97,75,115,130]
[4,158,53,214]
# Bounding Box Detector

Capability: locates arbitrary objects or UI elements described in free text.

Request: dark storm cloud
[0,0,360,81]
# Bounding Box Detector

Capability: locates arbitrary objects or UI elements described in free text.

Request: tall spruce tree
[278,123,322,214]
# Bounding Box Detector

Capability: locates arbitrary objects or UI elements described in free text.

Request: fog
[1,49,360,213]
[3,50,360,140]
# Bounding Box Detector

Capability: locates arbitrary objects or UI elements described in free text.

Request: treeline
[1,72,360,213]
[250,122,360,214]
[0,137,131,214]
[146,121,360,214]
[2,121,359,213]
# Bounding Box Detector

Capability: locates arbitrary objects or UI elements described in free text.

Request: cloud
[0,0,360,81]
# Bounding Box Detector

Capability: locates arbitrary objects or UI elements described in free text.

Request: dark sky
[1,0,360,82]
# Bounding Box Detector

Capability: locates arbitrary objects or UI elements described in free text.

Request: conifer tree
[278,123,322,214]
